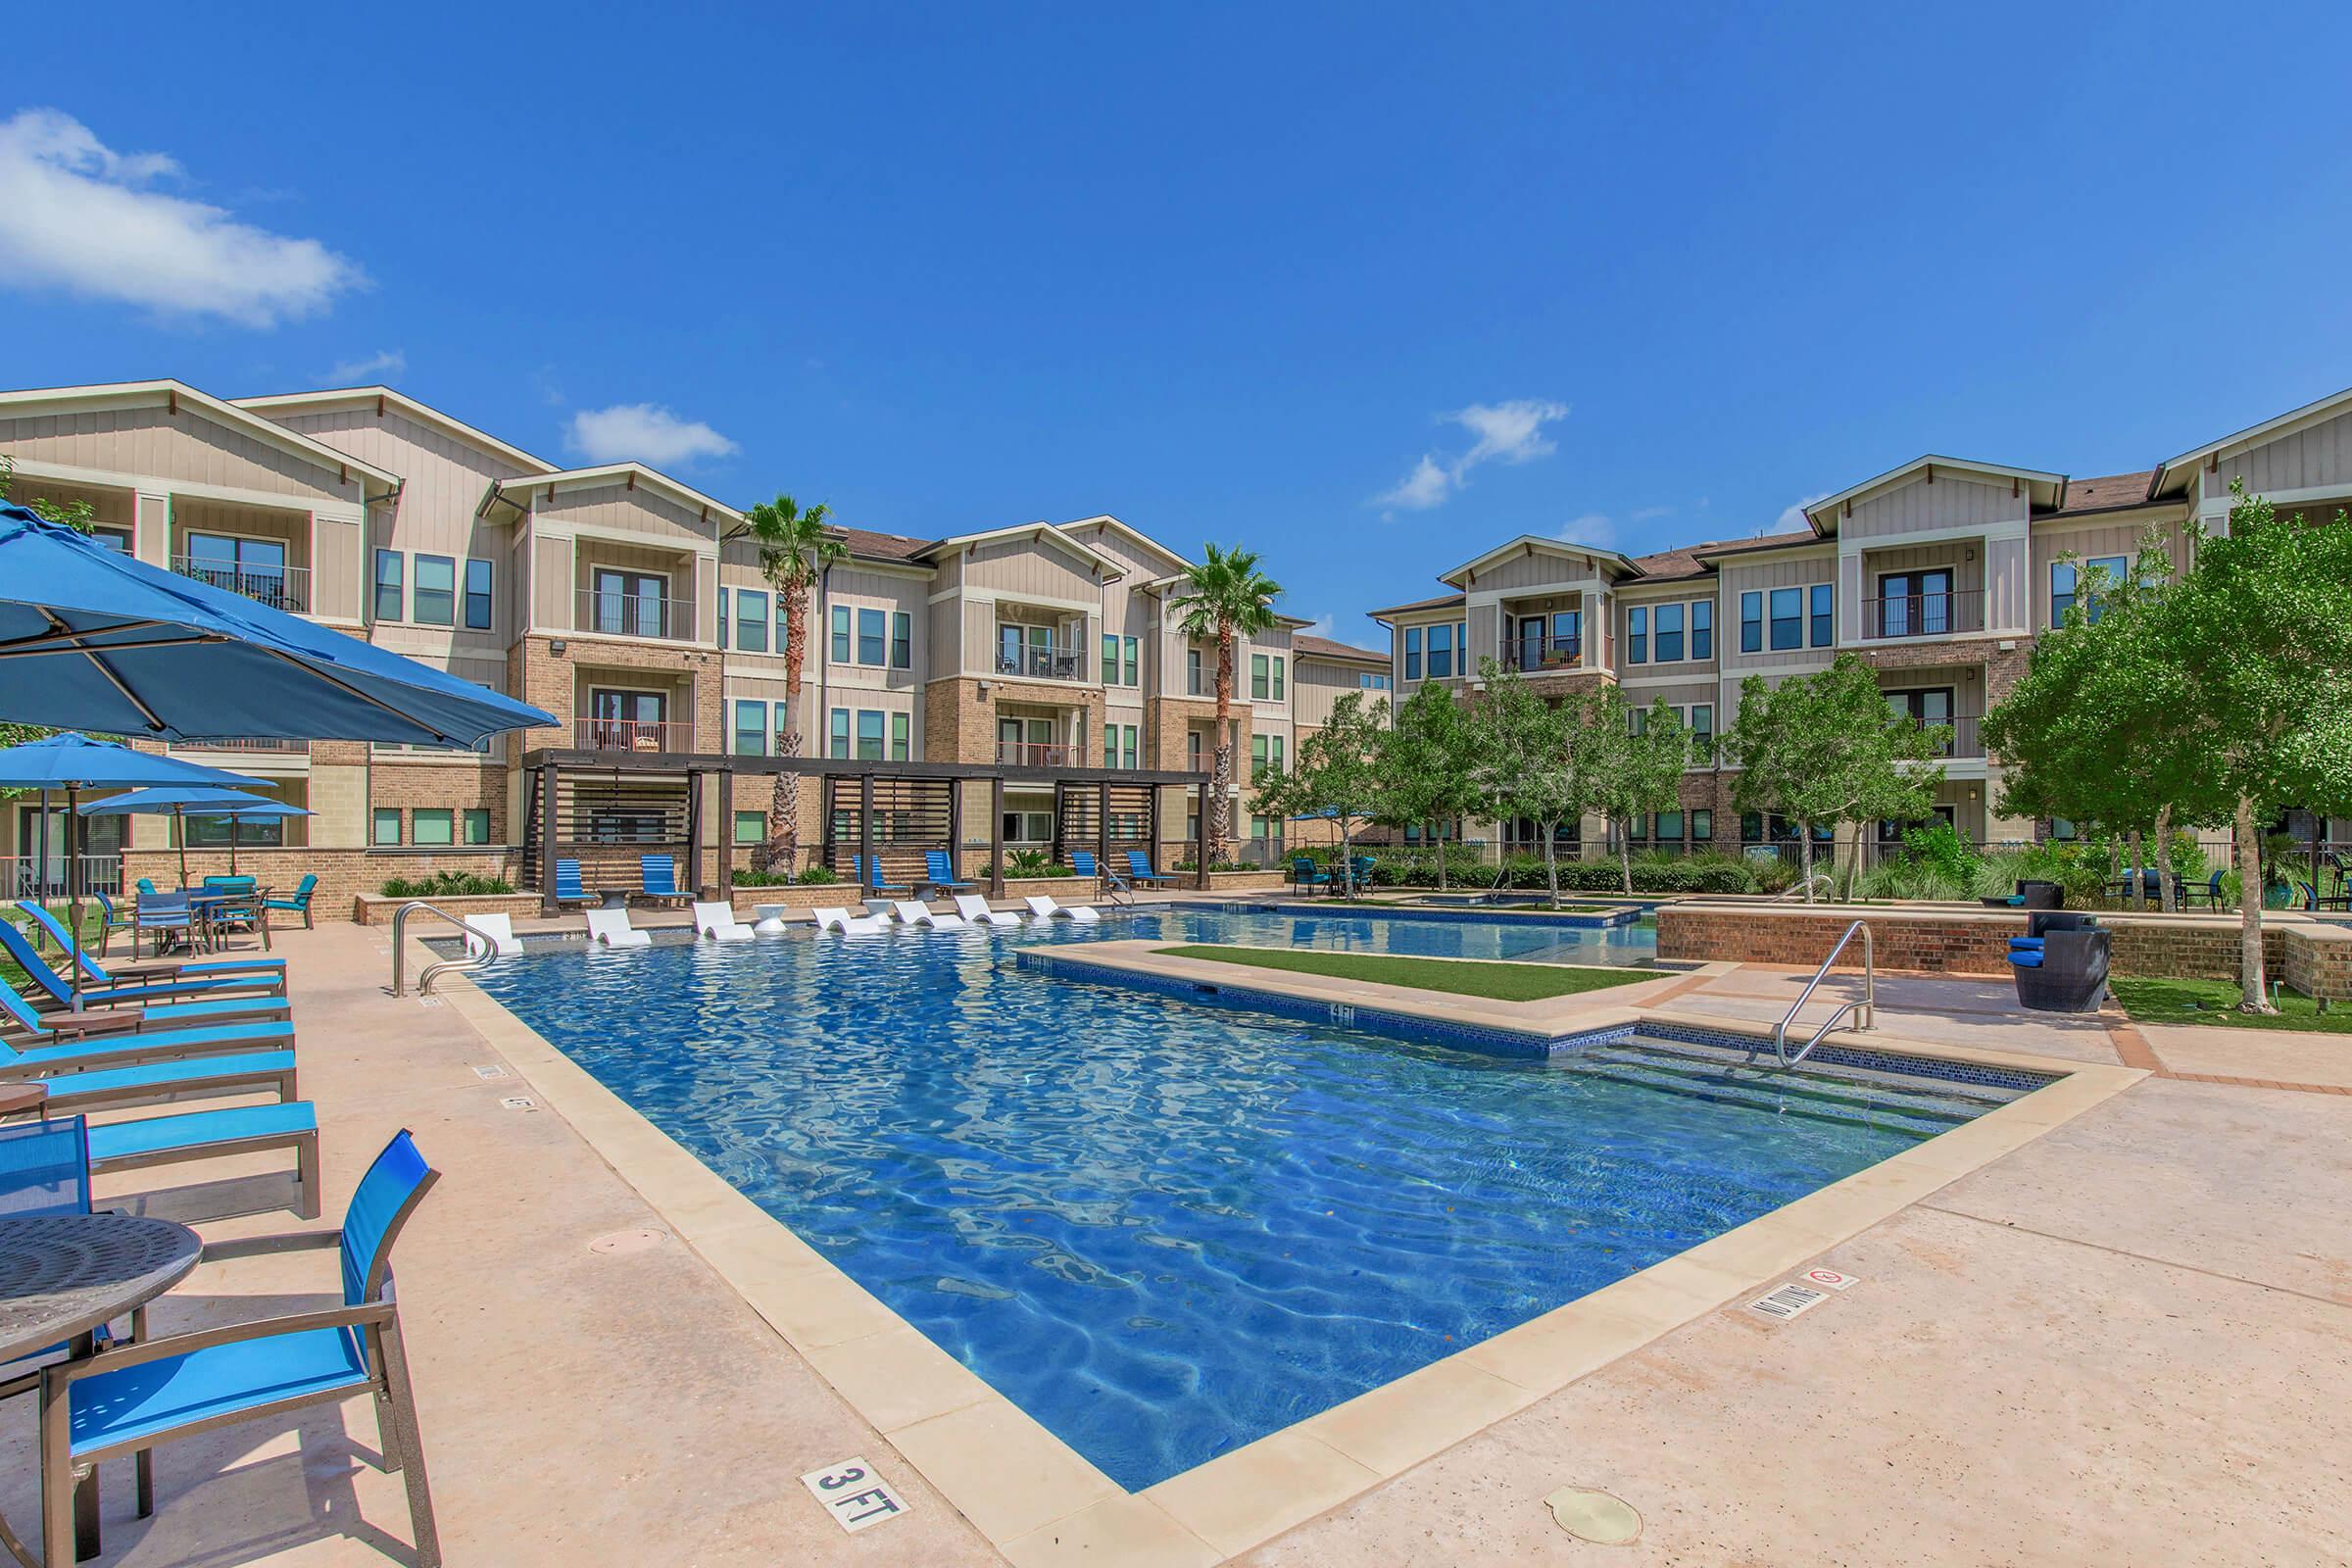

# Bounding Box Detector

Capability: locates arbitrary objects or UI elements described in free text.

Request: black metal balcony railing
[1890,713,1984,759]
[997,741,1075,766]
[172,557,310,613]
[575,718,695,753]
[1504,634,1582,672]
[577,590,696,641]
[998,647,1086,681]
[1863,589,1984,640]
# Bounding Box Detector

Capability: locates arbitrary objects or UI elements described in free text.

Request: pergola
[519,748,1213,914]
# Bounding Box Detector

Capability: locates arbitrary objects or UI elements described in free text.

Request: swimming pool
[1116,903,1659,964]
[471,913,2004,1490]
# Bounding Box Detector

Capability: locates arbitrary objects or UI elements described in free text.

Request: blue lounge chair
[1,978,297,1077]
[32,1132,433,1565]
[1124,851,1180,889]
[553,858,588,906]
[848,856,911,896]
[264,872,320,929]
[0,967,286,1037]
[19,903,284,987]
[924,851,975,895]
[639,855,693,907]
[31,1050,299,1117]
[80,1101,318,1217]
[0,918,285,1015]
[1070,851,1127,896]
[1290,856,1333,896]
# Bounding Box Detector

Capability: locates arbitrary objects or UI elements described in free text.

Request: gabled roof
[1367,592,1466,620]
[918,521,1124,579]
[2152,384,2352,498]
[0,378,403,497]
[233,385,558,475]
[481,464,743,530]
[1056,514,1196,575]
[1441,534,1637,587]
[1801,456,2067,535]
[1686,529,1822,564]
[2037,470,2159,518]
[828,525,933,563]
[1295,634,1387,663]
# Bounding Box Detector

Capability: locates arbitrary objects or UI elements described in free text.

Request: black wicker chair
[2008,923,2110,1012]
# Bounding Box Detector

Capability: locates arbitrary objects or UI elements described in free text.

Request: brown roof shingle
[828,525,935,562]
[1294,634,1386,663]
[1367,592,1466,618]
[2040,471,2157,517]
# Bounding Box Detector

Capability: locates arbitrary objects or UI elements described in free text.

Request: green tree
[1169,545,1284,864]
[2148,482,2352,1009]
[1372,681,1472,889]
[737,495,844,873]
[1461,660,1585,907]
[0,455,99,531]
[1585,690,1694,895]
[1721,653,1946,902]
[1256,690,1385,894]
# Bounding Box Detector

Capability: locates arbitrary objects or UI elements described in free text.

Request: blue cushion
[40,1051,295,1105]
[170,957,286,976]
[85,1100,314,1163]
[3,1019,294,1070]
[137,996,291,1026]
[2007,952,2045,968]
[68,1324,367,1456]
[2008,936,2044,949]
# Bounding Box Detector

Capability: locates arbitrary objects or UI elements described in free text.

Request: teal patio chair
[1290,856,1333,896]
[34,1130,436,1566]
[638,855,693,907]
[848,856,911,897]
[1069,851,1126,897]
[924,851,975,895]
[133,878,160,899]
[553,858,588,906]
[264,872,319,930]
[1123,851,1180,889]
[90,893,136,957]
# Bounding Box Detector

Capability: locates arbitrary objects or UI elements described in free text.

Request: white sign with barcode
[1747,1282,1831,1321]
[800,1457,908,1534]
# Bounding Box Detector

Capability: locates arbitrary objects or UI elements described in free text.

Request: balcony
[172,556,311,613]
[996,646,1087,681]
[576,589,697,642]
[1891,713,1984,759]
[574,718,695,754]
[172,738,309,755]
[1503,634,1583,673]
[997,741,1076,766]
[1863,590,1984,641]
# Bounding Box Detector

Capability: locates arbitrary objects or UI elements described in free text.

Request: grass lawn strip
[2111,976,2352,1034]
[1156,944,1664,1002]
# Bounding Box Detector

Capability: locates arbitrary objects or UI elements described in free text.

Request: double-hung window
[735,589,769,653]
[891,711,910,762]
[414,555,455,626]
[733,700,769,756]
[857,608,886,665]
[1654,603,1685,662]
[464,808,492,845]
[2052,555,2129,624]
[1810,583,1835,647]
[464,559,494,630]
[1691,600,1712,660]
[892,612,912,669]
[1690,702,1715,762]
[1186,649,1203,695]
[1768,587,1802,651]
[1250,653,1270,700]
[1628,606,1648,664]
[716,588,729,650]
[1403,627,1423,681]
[830,606,852,662]
[828,708,851,760]
[1740,591,1762,654]
[1426,623,1455,680]
[372,550,404,622]
[856,710,886,760]
[1102,634,1140,688]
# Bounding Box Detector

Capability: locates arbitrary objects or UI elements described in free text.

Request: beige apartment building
[0,379,1334,911]
[1372,384,2352,861]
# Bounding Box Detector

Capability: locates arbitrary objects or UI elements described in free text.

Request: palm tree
[741,494,844,872]
[1169,544,1284,865]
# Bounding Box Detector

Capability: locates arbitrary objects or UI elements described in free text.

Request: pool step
[1603,1040,2019,1112]
[1568,1046,1984,1138]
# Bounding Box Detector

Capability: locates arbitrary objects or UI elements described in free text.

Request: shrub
[730,867,797,887]
[796,865,838,885]
[380,870,514,898]
[977,850,1073,880]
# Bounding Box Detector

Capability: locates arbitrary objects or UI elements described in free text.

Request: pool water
[1116,904,1658,964]
[473,913,1998,1490]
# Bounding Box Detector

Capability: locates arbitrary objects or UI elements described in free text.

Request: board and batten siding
[538,481,714,546]
[1717,552,1835,674]
[0,405,364,508]
[958,536,1102,605]
[1840,473,2026,540]
[2206,406,2352,498]
[2028,513,2190,631]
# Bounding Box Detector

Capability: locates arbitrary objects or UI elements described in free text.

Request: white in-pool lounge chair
[584,908,651,948]
[892,900,967,929]
[692,901,756,943]
[952,894,1021,927]
[1022,894,1100,922]
[811,906,889,936]
[461,911,521,959]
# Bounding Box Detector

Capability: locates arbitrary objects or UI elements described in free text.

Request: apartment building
[0,379,1316,907]
[1372,384,2352,858]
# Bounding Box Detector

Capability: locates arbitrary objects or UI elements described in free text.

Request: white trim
[1836,517,2029,556]
[0,456,365,521]
[1056,514,1195,574]
[924,522,1123,579]
[2154,384,2352,496]
[232,386,558,475]
[485,466,739,531]
[966,589,1100,616]
[1803,457,2065,533]
[2194,480,2352,520]
[1441,534,1636,588]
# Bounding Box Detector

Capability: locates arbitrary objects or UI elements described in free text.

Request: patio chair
[2,976,295,1075]
[90,893,136,956]
[2007,924,2111,1013]
[583,908,651,948]
[35,1130,440,1567]
[952,894,1021,927]
[1070,851,1127,899]
[692,901,756,942]
[18,903,285,988]
[639,855,694,908]
[0,922,288,1020]
[1124,851,1181,890]
[2181,870,2228,909]
[2298,880,2352,912]
[553,858,590,907]
[1290,856,1333,896]
[925,851,976,896]
[264,872,319,930]
[0,963,287,1036]
[1347,855,1377,892]
[23,1050,298,1118]
[892,900,967,929]
[133,878,159,899]
[132,891,197,958]
[459,912,521,959]
[848,856,912,898]
[810,906,889,936]
[1021,894,1100,923]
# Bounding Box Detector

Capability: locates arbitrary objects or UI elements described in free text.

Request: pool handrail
[1759,918,1874,1068]
[391,900,514,997]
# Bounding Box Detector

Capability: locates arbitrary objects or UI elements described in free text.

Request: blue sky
[8,4,2352,648]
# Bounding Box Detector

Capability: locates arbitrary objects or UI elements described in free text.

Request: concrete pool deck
[5,916,2346,1566]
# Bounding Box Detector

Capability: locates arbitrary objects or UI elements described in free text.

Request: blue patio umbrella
[79,785,313,881]
[0,732,269,936]
[0,503,556,747]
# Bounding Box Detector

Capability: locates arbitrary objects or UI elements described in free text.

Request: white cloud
[1776,491,1832,532]
[1298,612,1336,640]
[1630,504,1675,522]
[1374,397,1570,514]
[1557,512,1615,548]
[566,403,740,466]
[0,108,361,326]
[324,348,404,384]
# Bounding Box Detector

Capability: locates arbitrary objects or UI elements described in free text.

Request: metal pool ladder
[1758,918,1875,1068]
[389,900,512,997]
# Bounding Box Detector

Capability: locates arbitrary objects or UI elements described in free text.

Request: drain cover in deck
[588,1228,668,1255]
[1544,1486,1641,1544]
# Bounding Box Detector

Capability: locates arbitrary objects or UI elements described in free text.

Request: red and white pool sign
[1802,1267,1859,1292]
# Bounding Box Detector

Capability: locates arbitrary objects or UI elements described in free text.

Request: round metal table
[0,1213,202,1364]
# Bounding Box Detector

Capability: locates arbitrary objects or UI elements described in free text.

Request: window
[858,608,886,665]
[734,810,766,846]
[1271,656,1285,700]
[830,606,851,662]
[1187,648,1203,696]
[589,569,668,638]
[183,532,292,609]
[856,710,886,760]
[88,524,132,553]
[892,612,913,669]
[1427,622,1455,680]
[1691,808,1713,843]
[371,808,402,846]
[1404,626,1423,681]
[1359,671,1391,689]
[413,808,454,847]
[463,808,492,845]
[1003,810,1053,845]
[411,555,455,626]
[1655,603,1685,662]
[1628,606,1648,664]
[1740,591,1762,654]
[1810,583,1835,647]
[735,589,769,653]
[2049,817,2080,841]
[1691,600,1712,660]
[891,711,910,762]
[1250,734,1286,782]
[1690,703,1714,762]
[464,560,493,630]
[1250,653,1269,700]
[1187,730,1202,771]
[1656,810,1684,843]
[1103,723,1139,769]
[733,699,769,756]
[716,588,728,649]
[1769,587,1802,651]
[372,550,403,622]
[1103,634,1140,688]
[828,708,851,760]
[2052,555,2129,624]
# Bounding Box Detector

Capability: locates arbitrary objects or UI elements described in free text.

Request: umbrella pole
[175,806,189,887]
[228,814,238,875]
[36,788,49,915]
[66,784,81,953]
